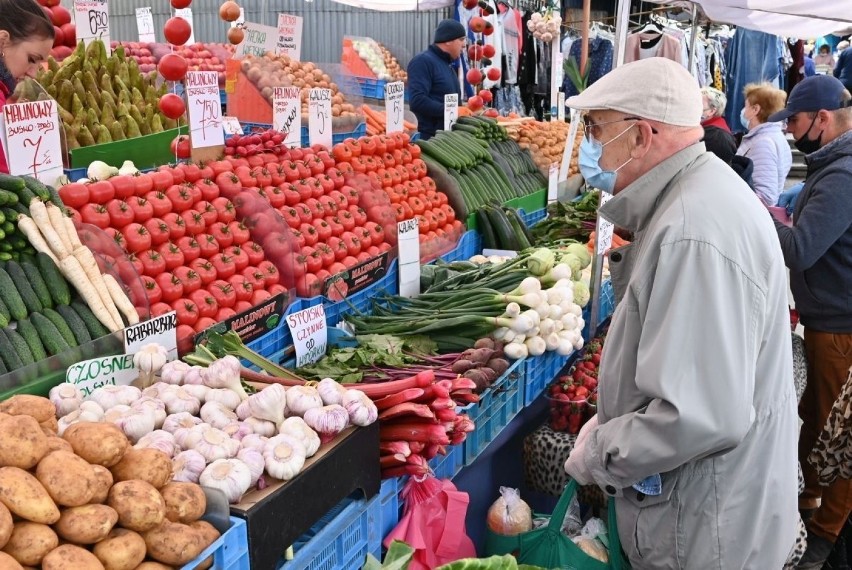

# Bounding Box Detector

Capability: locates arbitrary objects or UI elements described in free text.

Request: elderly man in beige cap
[562,57,799,567]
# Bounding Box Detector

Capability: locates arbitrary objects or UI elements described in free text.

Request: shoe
[798,532,836,569]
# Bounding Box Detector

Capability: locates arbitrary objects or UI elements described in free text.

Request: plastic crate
[430,441,465,480]
[181,517,250,570]
[518,207,547,228]
[64,164,158,182]
[344,77,410,103]
[463,358,524,465]
[378,477,401,542]
[279,492,382,570]
[245,299,303,361]
[522,351,575,406]
[436,230,482,263]
[581,279,615,341]
[241,122,368,148]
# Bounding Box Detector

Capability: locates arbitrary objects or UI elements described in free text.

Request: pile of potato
[376,42,407,83]
[0,395,220,570]
[509,120,583,177]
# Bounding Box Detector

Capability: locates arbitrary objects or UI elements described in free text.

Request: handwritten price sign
[135,7,155,43]
[185,71,224,149]
[73,0,110,55]
[385,81,405,134]
[276,13,303,60]
[1,101,63,186]
[308,88,332,148]
[273,86,302,148]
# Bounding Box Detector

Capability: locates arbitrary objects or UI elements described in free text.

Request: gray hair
[701,87,727,117]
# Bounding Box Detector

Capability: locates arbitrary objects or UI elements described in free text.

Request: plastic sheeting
[330,0,453,11]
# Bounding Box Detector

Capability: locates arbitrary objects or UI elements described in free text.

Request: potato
[0,395,54,423]
[89,466,113,504]
[0,551,23,569]
[0,467,60,524]
[0,502,11,549]
[92,529,146,570]
[40,416,59,435]
[41,544,105,570]
[36,451,96,507]
[142,520,205,566]
[107,480,165,532]
[160,483,206,524]
[1,522,58,566]
[45,437,73,454]
[189,521,219,570]
[110,449,171,489]
[63,422,128,467]
[0,415,49,469]
[54,504,118,544]
[133,563,174,570]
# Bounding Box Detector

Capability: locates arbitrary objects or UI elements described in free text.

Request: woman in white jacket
[737,83,793,207]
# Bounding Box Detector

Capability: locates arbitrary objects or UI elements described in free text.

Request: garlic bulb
[235,399,252,420]
[203,356,248,400]
[78,400,104,420]
[162,388,201,415]
[135,430,178,457]
[134,343,169,388]
[223,422,253,441]
[199,459,252,503]
[303,405,349,444]
[174,423,211,450]
[182,384,210,402]
[317,378,347,406]
[114,411,156,443]
[237,448,265,487]
[342,390,378,427]
[205,388,242,410]
[89,385,142,410]
[193,426,240,462]
[240,434,268,453]
[131,397,167,429]
[163,412,203,434]
[160,360,191,385]
[49,383,83,417]
[244,417,276,437]
[103,404,132,424]
[247,384,288,426]
[201,401,238,430]
[172,449,207,483]
[183,366,207,385]
[286,386,323,417]
[279,417,321,458]
[143,382,173,399]
[263,434,307,481]
[57,404,104,435]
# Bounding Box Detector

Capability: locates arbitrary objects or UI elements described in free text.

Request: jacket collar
[599,142,706,233]
[0,57,15,96]
[742,120,781,140]
[701,116,731,133]
[805,129,852,170]
[429,44,454,63]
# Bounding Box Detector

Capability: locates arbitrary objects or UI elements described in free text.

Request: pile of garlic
[49,354,378,504]
[527,11,562,43]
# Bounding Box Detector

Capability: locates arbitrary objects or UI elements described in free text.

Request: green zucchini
[0,329,23,370]
[5,260,42,315]
[20,260,52,309]
[4,327,34,366]
[70,300,109,339]
[484,205,519,250]
[477,208,497,250]
[0,267,27,320]
[16,318,47,362]
[505,207,533,250]
[35,252,71,306]
[40,307,78,347]
[30,312,71,356]
[55,304,92,345]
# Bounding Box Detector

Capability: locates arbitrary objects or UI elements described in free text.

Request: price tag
[222,116,243,136]
[230,7,245,28]
[308,88,332,148]
[1,101,63,187]
[273,86,302,148]
[596,190,615,255]
[547,162,558,204]
[384,81,405,134]
[277,13,303,60]
[444,93,458,131]
[135,7,155,43]
[66,354,136,398]
[557,92,565,121]
[286,305,327,367]
[185,71,224,149]
[174,8,195,45]
[397,218,420,298]
[235,21,278,58]
[73,0,111,55]
[124,311,178,360]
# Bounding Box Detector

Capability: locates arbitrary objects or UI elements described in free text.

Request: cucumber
[0,329,23,370]
[0,352,7,375]
[55,304,92,345]
[0,174,25,194]
[0,294,9,328]
[485,205,519,250]
[70,300,110,339]
[46,185,66,214]
[16,318,47,362]
[0,190,17,206]
[20,175,51,202]
[5,260,42,315]
[505,208,533,250]
[0,267,27,320]
[35,252,71,306]
[40,307,78,347]
[477,209,497,250]
[20,260,52,309]
[30,312,71,356]
[10,201,29,216]
[4,327,34,366]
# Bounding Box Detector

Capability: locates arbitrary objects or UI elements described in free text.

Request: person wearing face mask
[406,19,465,141]
[736,83,793,207]
[700,86,737,162]
[563,57,798,568]
[0,0,54,174]
[765,74,852,570]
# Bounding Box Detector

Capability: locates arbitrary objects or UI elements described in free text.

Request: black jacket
[407,45,461,140]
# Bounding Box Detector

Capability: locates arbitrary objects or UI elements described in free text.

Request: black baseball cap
[768,75,851,122]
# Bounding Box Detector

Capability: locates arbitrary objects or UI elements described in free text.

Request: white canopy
[329,0,453,11]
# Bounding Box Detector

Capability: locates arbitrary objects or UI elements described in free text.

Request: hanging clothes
[518,11,538,116]
[724,28,784,131]
[498,5,521,84]
[624,31,684,65]
[563,35,613,98]
[787,39,806,92]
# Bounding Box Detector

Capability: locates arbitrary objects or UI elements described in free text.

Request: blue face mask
[740,108,750,131]
[578,124,636,193]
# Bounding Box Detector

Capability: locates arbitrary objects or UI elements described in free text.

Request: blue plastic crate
[436,230,482,263]
[346,77,410,103]
[522,351,574,406]
[278,492,382,570]
[581,279,614,341]
[463,358,524,466]
[240,122,367,147]
[245,299,303,361]
[181,517,250,570]
[518,207,547,228]
[378,477,401,543]
[429,441,464,480]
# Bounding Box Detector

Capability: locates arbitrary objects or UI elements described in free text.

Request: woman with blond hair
[737,82,792,207]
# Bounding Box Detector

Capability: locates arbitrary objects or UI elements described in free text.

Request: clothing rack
[561,6,681,29]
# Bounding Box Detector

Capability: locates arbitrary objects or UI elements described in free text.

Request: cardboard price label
[308,88,332,148]
[73,0,110,55]
[596,191,615,255]
[66,354,136,398]
[277,13,303,60]
[1,101,63,187]
[287,305,327,367]
[186,71,224,149]
[444,93,458,131]
[397,218,420,298]
[547,163,558,204]
[236,21,279,58]
[174,8,195,45]
[222,116,243,136]
[384,81,405,134]
[135,7,155,43]
[273,86,302,148]
[124,311,178,360]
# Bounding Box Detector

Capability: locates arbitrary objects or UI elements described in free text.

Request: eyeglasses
[581,116,659,143]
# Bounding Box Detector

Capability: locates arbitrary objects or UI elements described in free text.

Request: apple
[483,44,496,58]
[467,95,484,111]
[465,68,483,85]
[478,89,492,103]
[463,0,477,8]
[59,23,75,47]
[486,67,501,81]
[484,108,499,118]
[467,45,483,61]
[483,21,495,35]
[469,16,486,33]
[49,5,71,27]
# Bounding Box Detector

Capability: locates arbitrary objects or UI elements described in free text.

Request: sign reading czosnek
[397,218,421,298]
[66,354,136,398]
[384,81,405,134]
[444,94,458,131]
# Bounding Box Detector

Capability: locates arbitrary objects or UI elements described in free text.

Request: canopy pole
[612,0,631,68]
[580,0,590,72]
[687,3,699,71]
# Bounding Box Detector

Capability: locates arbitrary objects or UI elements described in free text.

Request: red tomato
[295,273,322,298]
[240,267,265,291]
[340,232,362,257]
[107,175,135,200]
[87,180,115,204]
[194,317,217,333]
[318,196,337,216]
[256,260,279,286]
[208,222,234,248]
[338,210,356,232]
[294,204,313,225]
[328,262,346,275]
[189,289,218,318]
[121,223,152,254]
[215,172,241,199]
[312,219,333,243]
[244,241,265,266]
[172,299,199,326]
[342,255,359,269]
[162,212,187,241]
[327,236,348,261]
[59,182,89,209]
[189,258,217,285]
[150,169,174,192]
[131,197,154,223]
[196,179,219,202]
[234,300,252,313]
[211,253,237,279]
[228,221,250,245]
[357,227,373,249]
[328,190,348,211]
[181,210,206,235]
[144,218,171,246]
[299,223,319,247]
[174,266,202,295]
[197,233,220,258]
[326,216,344,238]
[105,199,134,228]
[141,275,162,305]
[208,279,236,308]
[229,246,250,272]
[316,244,335,268]
[166,185,194,212]
[228,275,254,301]
[144,191,173,218]
[156,272,184,303]
[280,207,301,230]
[176,323,195,354]
[367,245,380,257]
[304,248,323,274]
[139,250,167,278]
[212,197,237,224]
[349,206,368,227]
[356,251,371,263]
[215,307,237,321]
[176,236,201,263]
[181,163,202,183]
[251,289,271,305]
[126,253,143,276]
[158,242,186,270]
[150,301,173,317]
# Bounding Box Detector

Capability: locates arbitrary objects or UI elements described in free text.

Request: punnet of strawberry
[546,334,605,434]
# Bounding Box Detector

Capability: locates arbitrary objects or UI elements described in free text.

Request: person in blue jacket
[407,19,465,140]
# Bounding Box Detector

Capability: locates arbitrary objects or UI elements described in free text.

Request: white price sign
[397,218,421,298]
[277,13,303,60]
[286,305,327,367]
[73,0,110,55]
[235,21,279,58]
[124,311,178,360]
[557,92,565,121]
[444,93,458,131]
[308,88,332,148]
[1,101,63,187]
[174,8,195,45]
[384,81,405,134]
[547,162,558,204]
[222,116,243,136]
[185,71,224,149]
[135,7,155,43]
[273,86,302,148]
[66,354,137,399]
[596,191,615,255]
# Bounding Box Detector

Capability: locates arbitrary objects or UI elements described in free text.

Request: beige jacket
[583,143,799,568]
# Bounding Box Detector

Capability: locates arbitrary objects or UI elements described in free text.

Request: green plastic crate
[69,126,188,170]
[465,188,546,230]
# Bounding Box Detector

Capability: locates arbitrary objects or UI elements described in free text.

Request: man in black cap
[407,19,465,140]
[767,74,852,569]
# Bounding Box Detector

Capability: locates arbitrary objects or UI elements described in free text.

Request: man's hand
[777,182,804,216]
[564,414,599,485]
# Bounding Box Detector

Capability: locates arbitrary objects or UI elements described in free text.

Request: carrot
[45,202,73,254]
[103,273,139,326]
[16,215,59,264]
[59,255,118,331]
[73,246,123,331]
[28,200,68,259]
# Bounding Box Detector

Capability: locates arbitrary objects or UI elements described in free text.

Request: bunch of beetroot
[547,334,604,434]
[224,130,290,158]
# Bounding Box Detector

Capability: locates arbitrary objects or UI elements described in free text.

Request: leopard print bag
[808,366,852,486]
